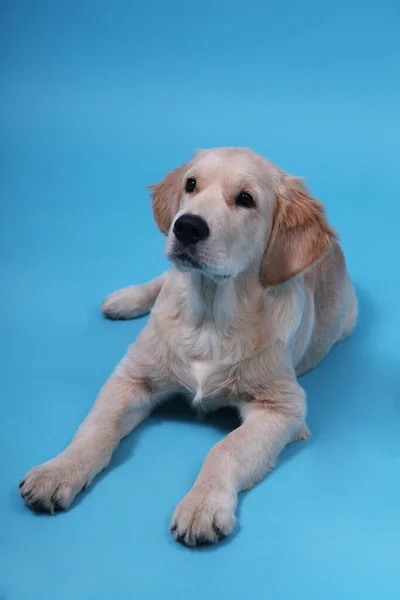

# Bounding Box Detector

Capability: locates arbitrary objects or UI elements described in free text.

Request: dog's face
[150,148,336,285]
[165,148,278,280]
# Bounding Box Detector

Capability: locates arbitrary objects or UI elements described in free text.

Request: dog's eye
[236,191,255,208]
[185,178,196,193]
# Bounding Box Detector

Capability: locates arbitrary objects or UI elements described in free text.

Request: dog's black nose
[173,214,210,246]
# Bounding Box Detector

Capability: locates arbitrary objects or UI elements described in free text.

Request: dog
[19,148,357,546]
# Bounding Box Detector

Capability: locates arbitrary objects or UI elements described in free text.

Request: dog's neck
[152,267,273,364]
[185,270,263,331]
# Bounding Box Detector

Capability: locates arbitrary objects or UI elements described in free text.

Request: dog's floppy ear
[148,162,190,234]
[261,176,337,286]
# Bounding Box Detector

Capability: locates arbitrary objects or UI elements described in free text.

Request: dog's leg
[102,273,166,320]
[170,380,306,546]
[20,365,156,513]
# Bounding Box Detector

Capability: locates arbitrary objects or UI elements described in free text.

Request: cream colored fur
[20,148,357,547]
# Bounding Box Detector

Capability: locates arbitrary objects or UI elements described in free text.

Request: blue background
[1,0,400,598]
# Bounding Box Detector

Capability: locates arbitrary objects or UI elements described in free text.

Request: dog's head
[149,148,336,285]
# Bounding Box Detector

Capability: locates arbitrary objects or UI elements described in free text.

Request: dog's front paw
[101,286,147,320]
[19,459,87,514]
[170,486,236,547]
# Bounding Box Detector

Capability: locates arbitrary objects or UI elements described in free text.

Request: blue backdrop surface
[1,1,400,598]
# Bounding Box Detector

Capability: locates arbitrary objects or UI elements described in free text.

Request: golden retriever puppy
[20,148,357,546]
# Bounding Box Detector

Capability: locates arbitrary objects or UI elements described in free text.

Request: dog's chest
[178,357,234,407]
[190,360,214,404]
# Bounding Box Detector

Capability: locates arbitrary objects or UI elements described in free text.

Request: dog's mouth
[173,252,202,271]
[171,252,231,281]
[168,242,231,280]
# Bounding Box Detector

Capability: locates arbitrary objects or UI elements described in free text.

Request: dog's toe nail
[30,498,50,513]
[213,525,222,538]
[50,492,65,512]
[19,480,25,489]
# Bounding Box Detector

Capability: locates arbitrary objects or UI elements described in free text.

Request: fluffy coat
[20,148,357,547]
